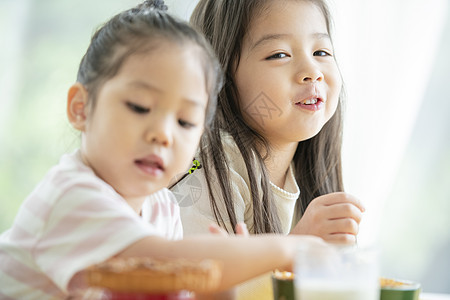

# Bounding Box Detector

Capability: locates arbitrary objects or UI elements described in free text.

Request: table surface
[421,293,450,300]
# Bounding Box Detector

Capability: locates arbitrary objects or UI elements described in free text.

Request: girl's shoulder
[146,188,178,206]
[26,150,120,216]
[8,150,126,246]
[220,131,251,175]
[42,150,110,196]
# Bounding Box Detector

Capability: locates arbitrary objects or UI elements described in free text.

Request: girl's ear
[67,83,89,131]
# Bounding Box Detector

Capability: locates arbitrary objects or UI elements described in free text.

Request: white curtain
[332,0,449,290]
[330,0,448,245]
[332,0,449,289]
[0,0,32,138]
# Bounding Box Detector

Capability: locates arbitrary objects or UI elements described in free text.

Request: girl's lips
[295,98,325,111]
[135,154,165,176]
[293,85,325,112]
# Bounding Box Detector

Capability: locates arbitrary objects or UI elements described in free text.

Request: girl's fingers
[318,192,366,213]
[324,203,363,224]
[325,218,359,236]
[235,222,249,237]
[209,223,250,237]
[208,223,229,236]
[326,233,357,245]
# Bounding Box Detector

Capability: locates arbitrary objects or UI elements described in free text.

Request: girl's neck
[262,142,298,188]
[125,196,147,215]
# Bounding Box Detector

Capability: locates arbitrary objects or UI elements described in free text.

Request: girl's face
[235,0,341,147]
[79,42,208,201]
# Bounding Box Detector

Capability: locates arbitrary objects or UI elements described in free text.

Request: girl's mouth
[295,97,324,111]
[135,154,165,176]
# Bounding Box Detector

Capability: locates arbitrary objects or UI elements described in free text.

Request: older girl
[170,0,365,298]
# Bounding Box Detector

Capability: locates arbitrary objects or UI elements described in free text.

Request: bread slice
[86,257,222,294]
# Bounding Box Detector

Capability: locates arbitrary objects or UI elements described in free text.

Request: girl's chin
[247,119,329,142]
[263,128,325,145]
[300,128,324,141]
[121,182,170,199]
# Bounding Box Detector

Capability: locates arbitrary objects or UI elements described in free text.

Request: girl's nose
[296,60,324,83]
[301,71,323,83]
[145,118,173,147]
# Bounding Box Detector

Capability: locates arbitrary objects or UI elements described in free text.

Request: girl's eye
[313,50,332,57]
[266,52,289,60]
[126,101,150,114]
[178,119,196,129]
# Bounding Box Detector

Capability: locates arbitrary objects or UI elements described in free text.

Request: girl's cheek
[177,129,202,153]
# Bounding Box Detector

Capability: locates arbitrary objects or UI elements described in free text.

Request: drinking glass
[294,243,379,300]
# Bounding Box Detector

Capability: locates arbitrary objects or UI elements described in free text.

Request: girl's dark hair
[190,0,344,234]
[76,0,223,126]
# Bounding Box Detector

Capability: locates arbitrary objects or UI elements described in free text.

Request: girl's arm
[116,234,322,291]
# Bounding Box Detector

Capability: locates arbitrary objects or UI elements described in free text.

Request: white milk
[295,280,379,300]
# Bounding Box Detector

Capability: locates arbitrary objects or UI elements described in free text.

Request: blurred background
[0,0,449,293]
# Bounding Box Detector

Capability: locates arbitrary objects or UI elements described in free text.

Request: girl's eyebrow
[128,80,162,93]
[183,98,206,109]
[249,32,331,51]
[312,32,331,41]
[250,33,290,51]
[128,80,205,108]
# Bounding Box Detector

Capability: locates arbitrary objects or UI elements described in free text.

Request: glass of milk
[294,243,379,300]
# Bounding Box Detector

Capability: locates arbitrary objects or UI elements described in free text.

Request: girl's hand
[208,222,249,237]
[290,192,365,244]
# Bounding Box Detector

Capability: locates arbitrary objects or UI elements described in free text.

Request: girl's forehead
[245,1,327,40]
[108,42,205,85]
[118,39,205,73]
[252,0,324,25]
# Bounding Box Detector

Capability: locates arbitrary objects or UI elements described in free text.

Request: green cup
[380,278,421,300]
[272,271,295,300]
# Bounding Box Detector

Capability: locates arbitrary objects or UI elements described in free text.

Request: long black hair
[190,0,344,234]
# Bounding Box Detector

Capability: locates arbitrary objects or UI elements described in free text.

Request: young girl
[0,1,324,299]
[169,0,365,298]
